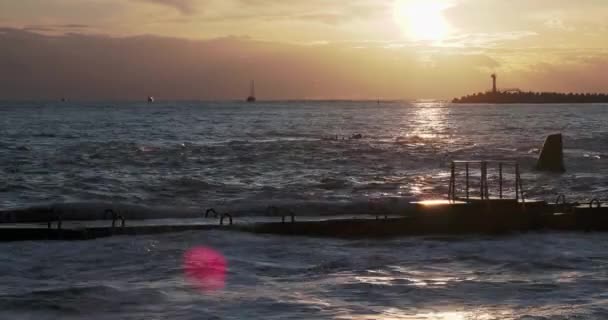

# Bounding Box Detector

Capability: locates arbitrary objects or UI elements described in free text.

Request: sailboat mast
[246,80,257,102]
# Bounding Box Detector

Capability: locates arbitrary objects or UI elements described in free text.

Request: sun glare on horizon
[393,0,453,42]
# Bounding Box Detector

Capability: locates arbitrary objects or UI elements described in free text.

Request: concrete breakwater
[1,198,606,242]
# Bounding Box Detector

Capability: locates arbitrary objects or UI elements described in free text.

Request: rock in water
[536,134,565,172]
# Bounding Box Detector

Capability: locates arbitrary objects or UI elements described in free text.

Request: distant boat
[148,96,154,103]
[246,80,256,103]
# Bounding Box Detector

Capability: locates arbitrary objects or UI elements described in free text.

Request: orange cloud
[1,28,607,100]
[1,1,608,99]
[133,0,199,14]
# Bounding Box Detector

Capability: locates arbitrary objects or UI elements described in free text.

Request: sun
[393,0,452,42]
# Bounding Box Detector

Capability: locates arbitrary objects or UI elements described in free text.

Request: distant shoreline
[2,98,608,104]
[453,91,608,104]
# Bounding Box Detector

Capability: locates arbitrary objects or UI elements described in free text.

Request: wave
[395,134,443,145]
[1,284,167,314]
[317,178,352,190]
[161,177,223,191]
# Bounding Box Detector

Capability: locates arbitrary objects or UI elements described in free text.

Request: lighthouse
[491,73,497,93]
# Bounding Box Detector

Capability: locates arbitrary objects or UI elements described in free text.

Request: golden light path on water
[349,269,484,319]
[348,310,499,320]
[401,102,454,198]
[283,264,515,320]
[407,102,450,143]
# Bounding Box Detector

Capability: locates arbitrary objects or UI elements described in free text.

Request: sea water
[1,101,607,319]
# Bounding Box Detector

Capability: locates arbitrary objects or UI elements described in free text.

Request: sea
[0,101,607,319]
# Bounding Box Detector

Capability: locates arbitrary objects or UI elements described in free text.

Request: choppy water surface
[1,101,607,211]
[1,101,608,319]
[2,231,608,319]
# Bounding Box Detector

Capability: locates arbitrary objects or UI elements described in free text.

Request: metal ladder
[448,160,525,202]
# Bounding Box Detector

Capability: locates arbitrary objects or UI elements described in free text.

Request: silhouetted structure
[246,80,256,103]
[537,134,565,172]
[453,74,608,103]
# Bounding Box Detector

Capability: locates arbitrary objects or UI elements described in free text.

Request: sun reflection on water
[344,309,499,320]
[407,102,450,140]
[354,272,473,288]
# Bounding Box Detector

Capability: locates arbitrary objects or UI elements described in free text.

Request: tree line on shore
[453,91,608,103]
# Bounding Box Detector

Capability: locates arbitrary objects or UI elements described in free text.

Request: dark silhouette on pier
[453,74,608,104]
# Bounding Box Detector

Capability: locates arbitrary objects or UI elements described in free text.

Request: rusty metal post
[220,213,233,226]
[480,161,486,199]
[465,162,470,200]
[499,162,503,199]
[518,171,525,203]
[449,162,455,201]
[515,163,520,202]
[484,162,489,199]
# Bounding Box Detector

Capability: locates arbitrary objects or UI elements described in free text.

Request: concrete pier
[0,200,606,241]
[0,222,229,242]
[244,200,606,238]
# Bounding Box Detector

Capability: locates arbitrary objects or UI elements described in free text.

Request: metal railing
[590,199,602,209]
[205,208,219,218]
[47,211,62,230]
[104,209,126,228]
[220,213,233,226]
[268,206,296,224]
[448,160,525,202]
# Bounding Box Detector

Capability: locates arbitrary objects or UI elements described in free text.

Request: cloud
[0,27,606,100]
[23,24,91,34]
[195,0,387,24]
[4,0,608,50]
[0,28,488,99]
[442,31,538,48]
[134,0,199,15]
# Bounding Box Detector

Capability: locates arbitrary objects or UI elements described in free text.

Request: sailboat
[246,80,256,103]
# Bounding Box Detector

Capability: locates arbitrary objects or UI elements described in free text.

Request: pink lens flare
[184,247,227,292]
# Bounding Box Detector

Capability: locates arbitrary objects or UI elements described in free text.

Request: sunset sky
[1,0,607,100]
